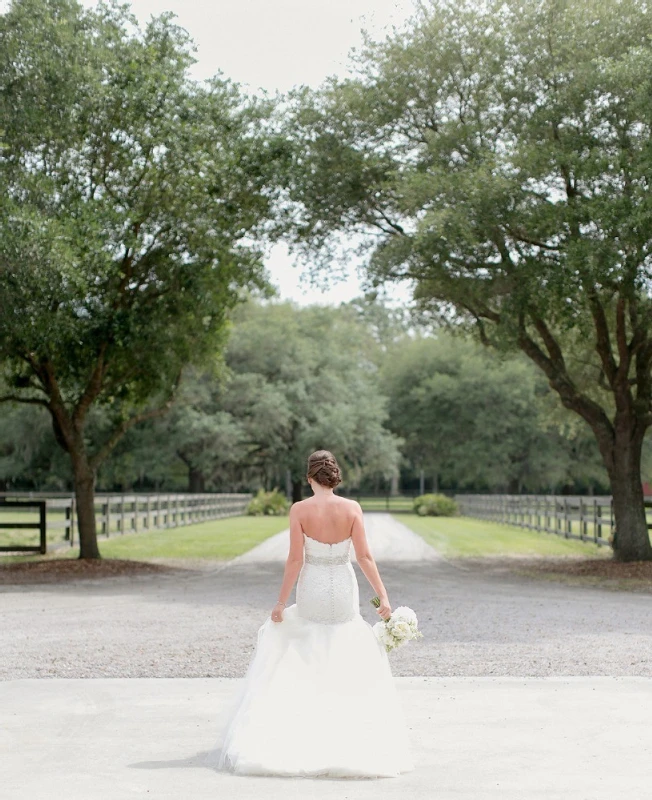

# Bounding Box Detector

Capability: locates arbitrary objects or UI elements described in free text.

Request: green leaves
[218,298,403,487]
[0,0,282,466]
[380,332,606,492]
[284,0,652,440]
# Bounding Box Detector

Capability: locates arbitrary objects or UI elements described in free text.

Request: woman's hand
[271,602,285,623]
[376,596,392,621]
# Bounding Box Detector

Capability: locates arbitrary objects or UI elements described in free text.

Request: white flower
[372,622,395,652]
[380,628,394,646]
[372,604,423,652]
[392,606,417,625]
[391,620,412,640]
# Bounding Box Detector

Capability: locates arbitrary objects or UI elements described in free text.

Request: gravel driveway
[1,514,651,679]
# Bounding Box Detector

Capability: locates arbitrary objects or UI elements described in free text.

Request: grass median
[398,513,652,593]
[398,513,609,558]
[1,514,290,565]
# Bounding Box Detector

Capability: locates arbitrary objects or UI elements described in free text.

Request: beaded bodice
[302,533,352,565]
[296,533,358,625]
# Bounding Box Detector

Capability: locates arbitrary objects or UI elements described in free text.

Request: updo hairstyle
[306,450,342,489]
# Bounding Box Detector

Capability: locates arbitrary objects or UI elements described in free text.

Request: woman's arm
[350,503,390,618]
[272,503,304,618]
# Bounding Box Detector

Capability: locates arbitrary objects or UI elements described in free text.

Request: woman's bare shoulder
[339,496,361,510]
[334,496,361,519]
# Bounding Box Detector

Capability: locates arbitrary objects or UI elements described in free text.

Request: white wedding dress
[207,532,415,778]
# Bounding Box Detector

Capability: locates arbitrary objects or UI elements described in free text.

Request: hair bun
[306,450,342,488]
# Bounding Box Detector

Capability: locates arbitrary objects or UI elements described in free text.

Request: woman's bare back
[295,494,356,544]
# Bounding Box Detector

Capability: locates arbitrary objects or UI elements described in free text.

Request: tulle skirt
[205,602,415,778]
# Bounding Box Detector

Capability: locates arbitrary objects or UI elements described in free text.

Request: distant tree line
[4,295,641,499]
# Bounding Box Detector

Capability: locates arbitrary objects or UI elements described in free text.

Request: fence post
[120,495,125,534]
[39,500,47,554]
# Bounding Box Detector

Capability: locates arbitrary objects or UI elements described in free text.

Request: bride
[210,449,415,779]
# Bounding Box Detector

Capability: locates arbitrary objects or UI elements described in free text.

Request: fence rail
[0,492,252,552]
[453,493,649,548]
[0,499,46,553]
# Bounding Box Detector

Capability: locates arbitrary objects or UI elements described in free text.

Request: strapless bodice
[297,533,357,623]
[303,533,352,565]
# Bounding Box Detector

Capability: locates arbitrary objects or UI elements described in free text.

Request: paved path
[232,512,441,564]
[2,676,651,799]
[2,513,652,679]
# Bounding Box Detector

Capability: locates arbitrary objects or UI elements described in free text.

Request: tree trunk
[188,467,205,493]
[292,479,303,503]
[606,425,652,562]
[72,455,101,560]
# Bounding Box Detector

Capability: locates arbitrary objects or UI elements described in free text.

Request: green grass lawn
[399,513,611,558]
[0,514,290,563]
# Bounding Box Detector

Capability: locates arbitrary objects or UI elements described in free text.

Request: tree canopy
[283,0,652,560]
[0,0,284,556]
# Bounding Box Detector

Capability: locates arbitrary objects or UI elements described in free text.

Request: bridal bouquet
[370,596,423,653]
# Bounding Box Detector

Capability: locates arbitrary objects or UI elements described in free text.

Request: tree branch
[72,343,108,429]
[587,290,617,388]
[88,371,183,472]
[517,314,613,435]
[504,225,561,251]
[611,294,636,416]
[531,316,566,372]
[368,202,405,236]
[0,394,50,407]
[635,338,652,407]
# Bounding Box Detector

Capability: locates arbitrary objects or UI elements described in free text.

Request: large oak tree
[284,0,652,560]
[0,0,282,557]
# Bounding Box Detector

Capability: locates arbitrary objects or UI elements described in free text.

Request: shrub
[246,488,290,516]
[413,493,458,517]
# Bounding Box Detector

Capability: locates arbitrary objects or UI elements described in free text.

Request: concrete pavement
[2,677,651,799]
[3,513,652,797]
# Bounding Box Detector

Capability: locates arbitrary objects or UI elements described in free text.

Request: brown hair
[306,450,342,489]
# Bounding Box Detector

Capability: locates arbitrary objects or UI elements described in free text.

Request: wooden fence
[0,499,47,553]
[0,492,252,551]
[454,494,623,547]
